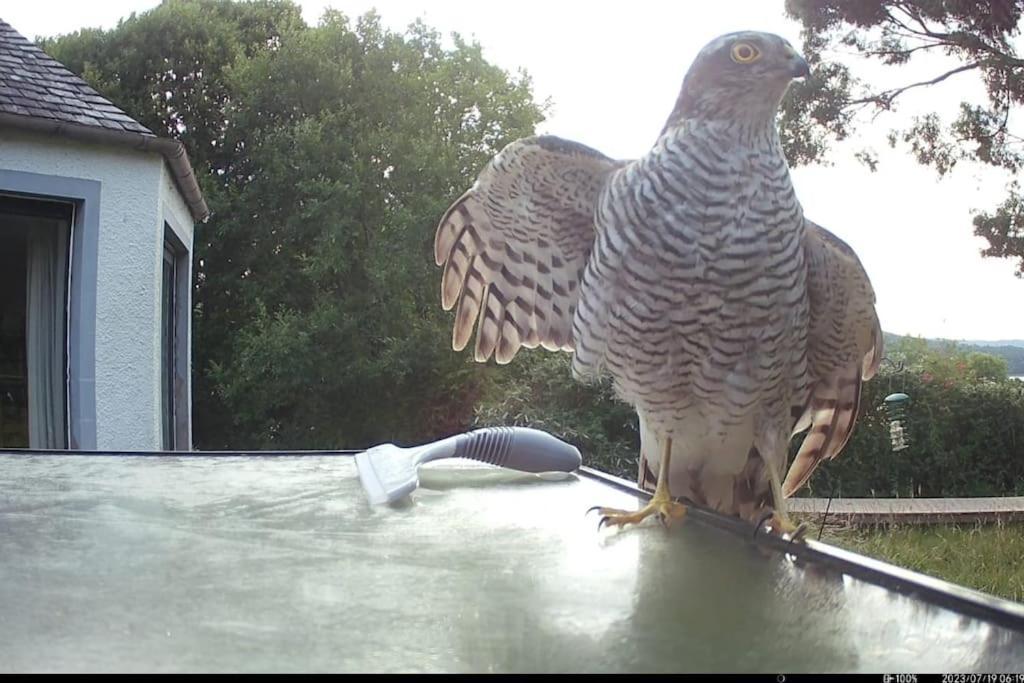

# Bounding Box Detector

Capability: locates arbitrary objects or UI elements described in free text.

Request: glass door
[0,194,72,449]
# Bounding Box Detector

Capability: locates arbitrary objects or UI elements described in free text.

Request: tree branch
[862,40,954,60]
[848,62,983,108]
[887,3,1024,68]
[886,4,952,42]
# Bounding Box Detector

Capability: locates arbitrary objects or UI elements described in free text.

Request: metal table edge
[579,464,1024,634]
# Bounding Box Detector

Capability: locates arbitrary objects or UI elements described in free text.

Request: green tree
[780,0,1024,276]
[966,351,1010,380]
[41,0,306,176]
[43,0,310,443]
[43,2,545,448]
[201,12,543,448]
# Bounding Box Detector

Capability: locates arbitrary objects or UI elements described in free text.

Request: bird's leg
[755,455,808,541]
[589,437,687,530]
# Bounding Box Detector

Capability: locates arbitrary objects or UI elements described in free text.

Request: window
[0,194,72,449]
[161,227,189,450]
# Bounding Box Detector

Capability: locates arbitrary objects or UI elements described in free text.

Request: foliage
[883,334,1012,382]
[43,1,545,448]
[780,0,1024,276]
[885,332,1024,375]
[970,343,1024,375]
[801,336,1024,498]
[42,0,307,176]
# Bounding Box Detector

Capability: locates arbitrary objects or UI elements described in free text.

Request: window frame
[0,170,100,450]
[161,224,190,451]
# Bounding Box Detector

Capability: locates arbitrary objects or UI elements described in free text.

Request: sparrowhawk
[433,30,882,535]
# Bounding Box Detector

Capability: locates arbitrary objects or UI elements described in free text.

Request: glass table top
[0,453,1021,673]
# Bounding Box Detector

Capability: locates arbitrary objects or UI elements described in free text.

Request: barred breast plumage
[573,113,813,515]
[433,30,882,529]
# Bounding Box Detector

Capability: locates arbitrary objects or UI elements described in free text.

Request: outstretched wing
[783,219,883,497]
[434,135,625,364]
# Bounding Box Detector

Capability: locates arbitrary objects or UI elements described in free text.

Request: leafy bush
[804,372,1024,498]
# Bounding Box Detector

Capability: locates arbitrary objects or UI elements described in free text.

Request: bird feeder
[883,392,910,452]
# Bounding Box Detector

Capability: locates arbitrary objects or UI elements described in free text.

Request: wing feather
[784,219,883,498]
[435,135,624,364]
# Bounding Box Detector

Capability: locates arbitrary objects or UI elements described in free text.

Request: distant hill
[883,332,1024,376]
[961,339,1024,349]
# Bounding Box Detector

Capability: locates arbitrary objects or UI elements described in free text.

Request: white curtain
[25,219,69,449]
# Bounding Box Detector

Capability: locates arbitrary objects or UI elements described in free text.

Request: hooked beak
[790,55,811,79]
[785,46,811,79]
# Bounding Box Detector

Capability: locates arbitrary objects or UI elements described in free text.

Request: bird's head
[665,31,809,129]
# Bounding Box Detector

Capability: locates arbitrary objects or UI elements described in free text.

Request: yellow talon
[754,447,808,542]
[590,436,687,531]
[590,496,687,530]
[755,509,808,541]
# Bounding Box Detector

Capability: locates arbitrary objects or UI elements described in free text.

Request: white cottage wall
[1,128,194,450]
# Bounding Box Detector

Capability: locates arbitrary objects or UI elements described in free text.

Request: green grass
[802,521,1024,604]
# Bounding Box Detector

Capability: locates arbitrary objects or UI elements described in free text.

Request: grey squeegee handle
[451,427,582,473]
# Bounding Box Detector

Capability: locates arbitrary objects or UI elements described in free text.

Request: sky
[6,0,1024,342]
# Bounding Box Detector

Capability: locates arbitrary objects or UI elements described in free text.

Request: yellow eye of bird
[730,42,760,64]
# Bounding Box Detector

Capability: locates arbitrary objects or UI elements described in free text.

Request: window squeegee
[355,427,582,505]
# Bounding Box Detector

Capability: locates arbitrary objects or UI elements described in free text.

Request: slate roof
[0,18,207,221]
[0,18,153,136]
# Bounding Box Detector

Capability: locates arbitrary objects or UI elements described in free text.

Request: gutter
[0,111,210,222]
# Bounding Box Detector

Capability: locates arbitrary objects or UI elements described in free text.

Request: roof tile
[0,17,155,137]
[0,17,208,222]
